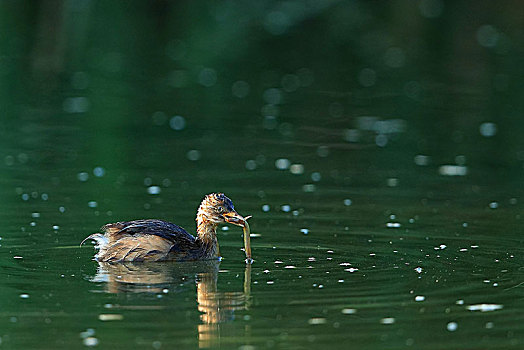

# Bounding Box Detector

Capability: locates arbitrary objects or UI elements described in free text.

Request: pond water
[0,1,523,349]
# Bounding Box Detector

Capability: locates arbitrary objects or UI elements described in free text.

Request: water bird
[82,193,252,262]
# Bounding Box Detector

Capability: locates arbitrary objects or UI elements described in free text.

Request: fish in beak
[222,211,253,263]
[222,211,246,227]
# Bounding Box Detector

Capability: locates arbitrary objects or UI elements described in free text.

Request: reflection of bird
[91,260,220,294]
[88,258,252,348]
[197,264,252,348]
[82,193,246,262]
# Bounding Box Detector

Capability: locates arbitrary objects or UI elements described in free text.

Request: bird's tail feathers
[80,233,109,250]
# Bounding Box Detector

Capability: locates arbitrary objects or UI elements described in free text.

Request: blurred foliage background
[0,0,522,235]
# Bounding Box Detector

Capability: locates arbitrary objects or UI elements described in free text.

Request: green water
[1,1,523,349]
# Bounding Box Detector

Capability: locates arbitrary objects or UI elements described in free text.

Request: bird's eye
[217,207,224,213]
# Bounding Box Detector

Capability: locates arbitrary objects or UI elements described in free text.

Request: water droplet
[281,74,300,92]
[479,122,497,137]
[275,158,290,170]
[477,25,499,48]
[93,166,105,177]
[415,295,425,302]
[387,178,399,187]
[344,268,359,273]
[384,47,406,68]
[341,308,357,314]
[289,164,304,175]
[380,317,395,325]
[245,160,257,170]
[198,68,217,87]
[17,153,28,163]
[311,172,321,181]
[80,328,95,338]
[262,204,270,212]
[376,134,388,147]
[170,116,186,130]
[263,88,282,105]
[264,11,290,35]
[83,337,99,347]
[343,199,352,206]
[446,322,458,331]
[77,172,89,182]
[281,205,291,212]
[300,228,309,235]
[414,155,430,166]
[308,318,327,325]
[343,129,360,143]
[147,186,161,195]
[186,150,201,161]
[466,304,503,312]
[263,115,278,130]
[439,165,468,176]
[98,314,124,321]
[232,80,250,98]
[88,201,98,208]
[302,184,316,192]
[63,96,90,113]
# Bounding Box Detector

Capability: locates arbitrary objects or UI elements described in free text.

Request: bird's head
[197,193,245,227]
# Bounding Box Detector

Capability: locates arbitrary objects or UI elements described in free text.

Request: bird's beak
[222,211,246,227]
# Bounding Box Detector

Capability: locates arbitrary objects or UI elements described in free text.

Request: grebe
[81,193,251,262]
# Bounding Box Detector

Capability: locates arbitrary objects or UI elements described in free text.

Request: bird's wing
[102,219,195,244]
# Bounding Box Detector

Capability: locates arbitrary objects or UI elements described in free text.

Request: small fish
[243,215,253,264]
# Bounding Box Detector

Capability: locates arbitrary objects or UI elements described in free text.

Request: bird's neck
[196,215,220,258]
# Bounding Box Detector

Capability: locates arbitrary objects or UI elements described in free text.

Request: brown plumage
[81,193,246,262]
